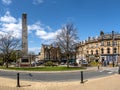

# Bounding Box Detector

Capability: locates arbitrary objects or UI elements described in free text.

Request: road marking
[108,71,113,74]
[99,70,103,72]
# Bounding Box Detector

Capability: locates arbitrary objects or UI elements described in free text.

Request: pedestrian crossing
[99,67,118,74]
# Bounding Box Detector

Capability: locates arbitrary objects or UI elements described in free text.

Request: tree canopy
[0,33,21,68]
[56,23,79,67]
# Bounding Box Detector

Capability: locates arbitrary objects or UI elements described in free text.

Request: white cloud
[2,0,12,5]
[0,11,17,23]
[46,26,52,31]
[0,11,62,54]
[36,30,57,40]
[28,22,44,32]
[33,0,44,5]
[0,11,60,42]
[28,22,60,41]
[0,11,22,38]
[30,40,34,43]
[28,47,40,54]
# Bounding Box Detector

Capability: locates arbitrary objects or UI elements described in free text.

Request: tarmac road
[0,68,118,82]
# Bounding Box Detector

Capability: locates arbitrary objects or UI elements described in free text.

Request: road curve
[0,69,117,82]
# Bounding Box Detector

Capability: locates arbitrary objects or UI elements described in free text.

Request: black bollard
[17,73,20,87]
[118,66,120,74]
[81,71,84,83]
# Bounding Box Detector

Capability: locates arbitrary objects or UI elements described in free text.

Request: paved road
[0,68,118,82]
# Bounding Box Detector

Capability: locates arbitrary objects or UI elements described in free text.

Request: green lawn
[0,66,84,71]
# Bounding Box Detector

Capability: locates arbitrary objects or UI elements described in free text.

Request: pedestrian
[113,61,115,67]
[97,63,100,70]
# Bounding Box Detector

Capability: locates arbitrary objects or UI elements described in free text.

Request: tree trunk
[5,57,9,68]
[6,60,8,68]
[67,55,69,68]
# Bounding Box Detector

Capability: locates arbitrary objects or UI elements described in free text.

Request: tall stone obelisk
[22,13,28,56]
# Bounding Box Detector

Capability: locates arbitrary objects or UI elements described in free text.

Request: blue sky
[0,0,120,54]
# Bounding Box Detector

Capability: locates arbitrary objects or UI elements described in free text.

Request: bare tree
[56,23,79,67]
[0,33,21,68]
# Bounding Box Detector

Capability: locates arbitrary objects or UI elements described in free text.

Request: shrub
[44,61,57,66]
[73,62,78,66]
[90,61,99,66]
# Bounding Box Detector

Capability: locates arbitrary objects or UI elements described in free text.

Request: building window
[114,48,117,53]
[113,41,117,46]
[96,44,98,48]
[101,48,104,54]
[107,41,110,46]
[87,51,89,54]
[91,44,94,48]
[96,50,98,55]
[91,50,93,55]
[101,41,104,46]
[107,48,110,54]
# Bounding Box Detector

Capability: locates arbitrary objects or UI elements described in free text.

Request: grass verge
[0,66,84,71]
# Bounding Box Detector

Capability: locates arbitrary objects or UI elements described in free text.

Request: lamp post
[49,50,50,61]
[100,31,104,66]
[118,42,120,66]
[48,46,51,61]
[112,31,115,67]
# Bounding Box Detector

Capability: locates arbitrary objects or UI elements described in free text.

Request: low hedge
[44,61,57,66]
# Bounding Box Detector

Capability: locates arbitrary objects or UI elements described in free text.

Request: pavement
[0,73,120,90]
[86,66,118,72]
[0,66,119,90]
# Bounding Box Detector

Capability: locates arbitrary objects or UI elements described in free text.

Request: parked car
[36,60,44,66]
[60,62,65,65]
[31,60,44,66]
[69,62,78,66]
[81,60,88,67]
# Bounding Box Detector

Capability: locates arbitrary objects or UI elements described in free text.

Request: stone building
[39,44,76,63]
[76,31,120,65]
[39,44,61,62]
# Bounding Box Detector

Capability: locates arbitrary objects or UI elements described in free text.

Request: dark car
[36,60,44,65]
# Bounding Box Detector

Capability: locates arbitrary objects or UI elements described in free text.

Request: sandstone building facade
[39,31,120,65]
[39,44,76,63]
[39,44,61,62]
[76,31,120,65]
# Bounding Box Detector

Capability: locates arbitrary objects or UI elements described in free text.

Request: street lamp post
[48,46,51,61]
[100,31,104,66]
[49,50,50,61]
[118,42,120,66]
[112,31,115,67]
